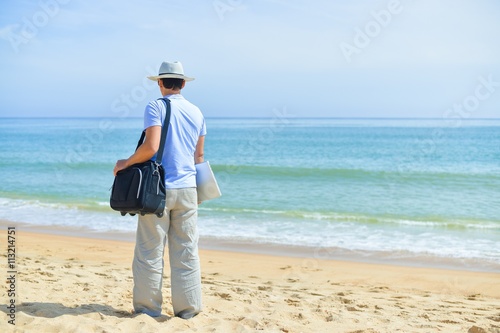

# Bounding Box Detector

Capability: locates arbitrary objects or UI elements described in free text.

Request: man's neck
[161,88,181,96]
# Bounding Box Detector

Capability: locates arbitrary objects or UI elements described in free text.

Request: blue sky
[0,0,499,118]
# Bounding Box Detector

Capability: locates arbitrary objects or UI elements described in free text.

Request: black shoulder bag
[110,98,171,218]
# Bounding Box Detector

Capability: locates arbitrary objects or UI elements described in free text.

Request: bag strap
[155,98,171,164]
[135,98,172,165]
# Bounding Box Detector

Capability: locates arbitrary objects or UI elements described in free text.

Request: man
[114,61,205,319]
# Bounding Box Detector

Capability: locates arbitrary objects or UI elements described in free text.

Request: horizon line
[1,116,500,120]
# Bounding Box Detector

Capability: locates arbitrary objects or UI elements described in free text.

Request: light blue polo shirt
[144,94,206,188]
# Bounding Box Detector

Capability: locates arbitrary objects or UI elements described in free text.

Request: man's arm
[195,135,205,164]
[113,125,161,175]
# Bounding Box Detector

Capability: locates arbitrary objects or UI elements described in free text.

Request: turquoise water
[0,117,499,270]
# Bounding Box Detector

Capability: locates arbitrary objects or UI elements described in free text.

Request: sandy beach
[0,225,499,333]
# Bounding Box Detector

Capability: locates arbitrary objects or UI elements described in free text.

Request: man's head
[159,78,184,90]
[158,77,186,95]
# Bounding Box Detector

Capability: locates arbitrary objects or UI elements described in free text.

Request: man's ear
[181,80,186,89]
[158,79,162,88]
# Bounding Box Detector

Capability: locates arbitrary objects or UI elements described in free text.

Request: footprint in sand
[467,294,482,300]
[285,298,301,307]
[38,271,54,277]
[340,297,353,304]
[346,306,362,312]
[258,286,273,291]
[369,286,390,293]
[213,292,232,300]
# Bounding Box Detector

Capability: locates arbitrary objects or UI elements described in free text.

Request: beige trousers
[132,187,202,319]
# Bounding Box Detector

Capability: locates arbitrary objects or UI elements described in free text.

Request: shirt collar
[162,93,183,99]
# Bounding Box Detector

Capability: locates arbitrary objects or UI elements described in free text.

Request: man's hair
[161,78,184,90]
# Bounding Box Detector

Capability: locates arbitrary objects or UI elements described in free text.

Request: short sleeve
[200,117,207,136]
[144,101,162,130]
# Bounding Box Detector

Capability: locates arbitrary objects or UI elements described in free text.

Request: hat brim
[147,74,194,81]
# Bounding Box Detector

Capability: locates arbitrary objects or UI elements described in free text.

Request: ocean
[1,117,499,271]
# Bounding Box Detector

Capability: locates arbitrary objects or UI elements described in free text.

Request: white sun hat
[147,61,195,81]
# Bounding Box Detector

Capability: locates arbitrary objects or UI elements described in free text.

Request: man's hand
[114,159,129,176]
[113,126,161,176]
